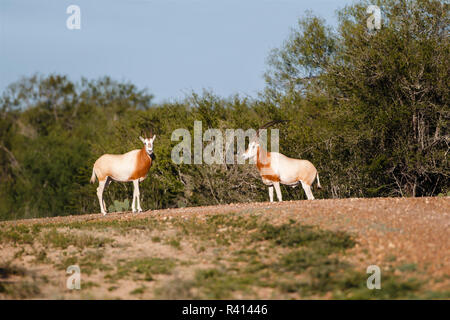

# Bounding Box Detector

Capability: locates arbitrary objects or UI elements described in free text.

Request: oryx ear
[139,136,145,143]
[152,135,156,141]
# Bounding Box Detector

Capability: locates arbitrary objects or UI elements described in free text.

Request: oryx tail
[316,172,322,189]
[90,168,96,184]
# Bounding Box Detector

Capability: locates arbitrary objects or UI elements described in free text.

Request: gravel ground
[3,197,449,287]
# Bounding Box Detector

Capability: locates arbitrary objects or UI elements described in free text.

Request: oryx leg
[136,182,143,212]
[131,182,136,213]
[97,180,107,215]
[132,180,142,213]
[273,182,282,202]
[102,177,112,213]
[301,181,315,200]
[268,186,274,202]
[104,176,112,189]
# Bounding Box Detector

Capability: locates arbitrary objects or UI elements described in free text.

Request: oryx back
[93,149,142,182]
[268,152,318,186]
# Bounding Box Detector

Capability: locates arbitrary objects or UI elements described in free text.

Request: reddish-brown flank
[256,147,280,182]
[129,147,152,180]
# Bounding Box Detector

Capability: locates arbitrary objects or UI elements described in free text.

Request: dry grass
[0,197,448,299]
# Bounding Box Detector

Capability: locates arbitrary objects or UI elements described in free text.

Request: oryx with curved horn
[90,129,156,215]
[242,120,321,202]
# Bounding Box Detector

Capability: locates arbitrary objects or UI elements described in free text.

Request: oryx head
[242,136,260,160]
[241,120,288,160]
[139,128,156,155]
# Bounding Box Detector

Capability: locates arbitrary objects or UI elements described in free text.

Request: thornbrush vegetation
[0,0,448,220]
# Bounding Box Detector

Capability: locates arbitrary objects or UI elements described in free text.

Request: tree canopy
[0,0,448,220]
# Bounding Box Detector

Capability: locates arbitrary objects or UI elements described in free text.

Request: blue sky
[0,0,352,103]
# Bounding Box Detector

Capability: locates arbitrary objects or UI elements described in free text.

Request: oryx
[242,121,321,202]
[90,129,156,215]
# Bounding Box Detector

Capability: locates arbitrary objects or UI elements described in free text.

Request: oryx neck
[142,147,152,158]
[257,146,269,162]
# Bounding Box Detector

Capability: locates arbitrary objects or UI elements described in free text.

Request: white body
[94,150,142,182]
[90,135,155,215]
[243,141,321,202]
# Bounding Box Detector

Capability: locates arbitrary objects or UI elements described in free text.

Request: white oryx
[90,130,156,215]
[242,121,321,202]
